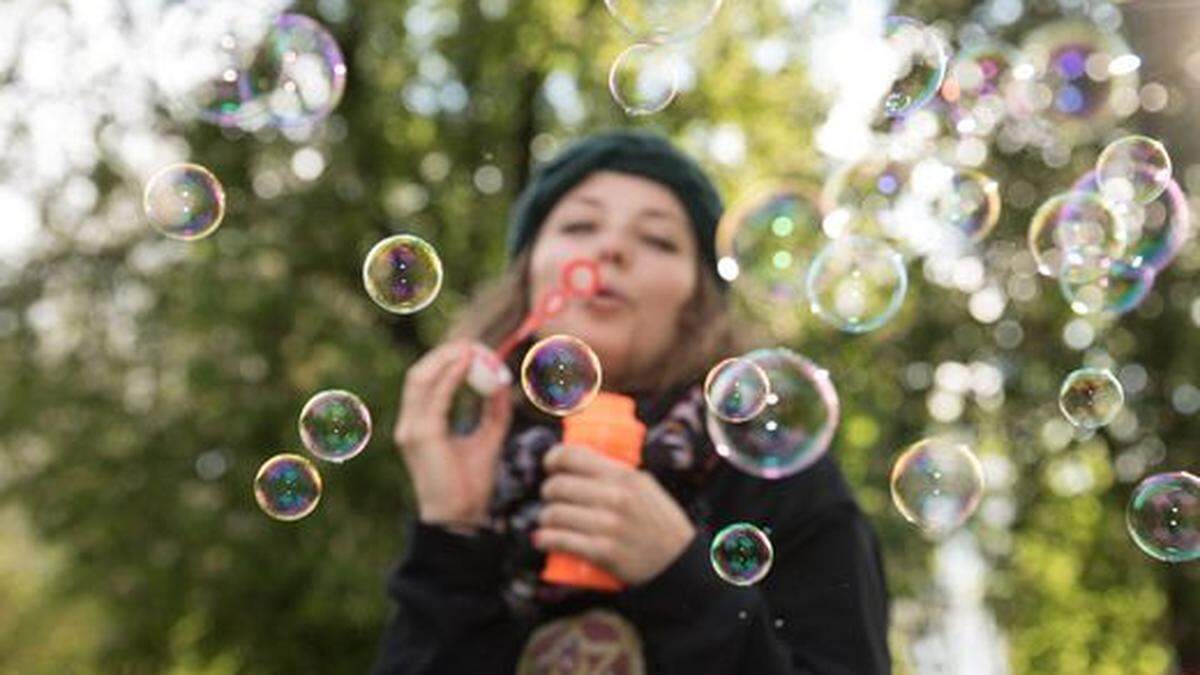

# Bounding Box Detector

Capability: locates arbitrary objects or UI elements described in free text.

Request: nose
[595,228,632,269]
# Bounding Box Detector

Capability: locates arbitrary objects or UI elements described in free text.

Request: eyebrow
[562,194,685,226]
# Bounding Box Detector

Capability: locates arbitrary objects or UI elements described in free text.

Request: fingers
[396,341,472,446]
[532,527,614,566]
[543,444,627,480]
[538,502,618,534]
[540,473,623,510]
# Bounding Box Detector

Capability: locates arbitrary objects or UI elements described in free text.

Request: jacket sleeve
[620,504,891,675]
[370,520,525,674]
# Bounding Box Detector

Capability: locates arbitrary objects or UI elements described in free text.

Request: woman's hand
[393,341,512,527]
[533,444,696,585]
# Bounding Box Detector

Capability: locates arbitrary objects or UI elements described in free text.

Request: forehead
[553,171,689,223]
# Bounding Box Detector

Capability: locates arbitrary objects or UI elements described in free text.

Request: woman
[372,130,891,674]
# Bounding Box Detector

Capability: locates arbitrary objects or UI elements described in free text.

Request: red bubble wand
[467,258,601,394]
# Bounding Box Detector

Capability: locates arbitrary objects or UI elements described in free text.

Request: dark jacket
[372,385,891,674]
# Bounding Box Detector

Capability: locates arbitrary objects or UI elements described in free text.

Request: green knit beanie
[507,130,726,287]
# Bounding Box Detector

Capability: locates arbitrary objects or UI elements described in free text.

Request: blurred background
[0,0,1197,673]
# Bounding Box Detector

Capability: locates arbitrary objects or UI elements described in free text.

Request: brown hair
[447,249,757,398]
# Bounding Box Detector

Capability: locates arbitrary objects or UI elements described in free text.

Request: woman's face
[528,171,699,390]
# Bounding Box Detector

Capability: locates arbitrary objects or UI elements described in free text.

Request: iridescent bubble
[143,163,226,241]
[704,357,771,424]
[932,169,1002,242]
[362,234,444,314]
[1015,20,1139,138]
[1028,191,1127,282]
[820,157,914,245]
[882,16,948,118]
[608,43,681,116]
[1059,260,1155,316]
[254,453,322,521]
[604,0,724,43]
[805,236,908,334]
[710,522,774,586]
[706,348,840,479]
[298,389,372,463]
[716,184,824,306]
[208,14,345,128]
[1126,471,1199,563]
[1058,367,1124,430]
[1097,135,1172,205]
[521,335,602,417]
[1072,170,1191,273]
[889,438,985,537]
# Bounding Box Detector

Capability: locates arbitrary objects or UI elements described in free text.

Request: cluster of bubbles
[1029,134,1188,317]
[710,522,774,586]
[143,163,226,241]
[255,389,373,521]
[520,335,603,417]
[1126,471,1199,564]
[889,438,986,538]
[603,1,723,115]
[1058,368,1124,430]
[362,234,445,315]
[706,348,840,480]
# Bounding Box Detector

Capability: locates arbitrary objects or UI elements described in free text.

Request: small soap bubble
[890,438,985,537]
[704,357,772,424]
[143,163,226,241]
[882,16,948,118]
[520,335,602,416]
[254,453,322,521]
[1126,471,1199,563]
[299,389,372,463]
[1058,367,1124,430]
[1097,135,1172,205]
[603,0,723,43]
[716,185,824,306]
[1028,191,1127,282]
[711,522,773,586]
[806,236,908,334]
[362,234,444,314]
[608,42,681,116]
[934,169,1002,242]
[707,349,840,479]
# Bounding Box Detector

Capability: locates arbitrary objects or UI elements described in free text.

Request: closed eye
[560,221,596,235]
[643,235,679,253]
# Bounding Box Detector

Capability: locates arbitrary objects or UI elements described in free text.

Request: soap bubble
[1028,191,1127,282]
[716,185,824,306]
[143,163,226,241]
[1097,135,1172,205]
[889,438,985,537]
[704,357,771,424]
[1059,261,1155,316]
[299,390,372,463]
[932,169,1002,242]
[608,43,681,116]
[707,348,840,479]
[604,0,723,43]
[1071,170,1191,274]
[1015,20,1139,138]
[1126,471,1199,563]
[521,335,602,417]
[1058,367,1124,430]
[710,522,774,586]
[820,158,914,246]
[254,453,322,521]
[806,236,908,334]
[882,16,948,118]
[362,234,444,314]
